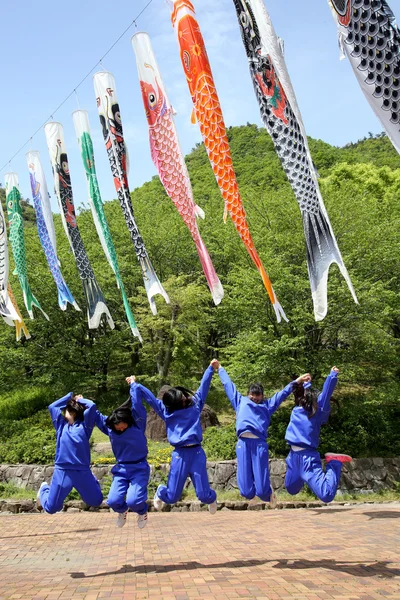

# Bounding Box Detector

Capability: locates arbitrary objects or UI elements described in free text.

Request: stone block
[269,460,286,476]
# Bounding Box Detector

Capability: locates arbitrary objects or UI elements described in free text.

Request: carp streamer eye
[62,161,69,174]
[148,93,157,107]
[8,201,13,209]
[115,111,122,125]
[240,11,249,27]
[183,50,191,72]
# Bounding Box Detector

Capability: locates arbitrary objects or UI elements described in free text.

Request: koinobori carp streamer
[44,122,114,330]
[329,0,400,154]
[132,31,224,306]
[170,0,287,323]
[73,109,142,341]
[4,172,49,320]
[93,71,170,316]
[26,150,79,313]
[232,0,358,320]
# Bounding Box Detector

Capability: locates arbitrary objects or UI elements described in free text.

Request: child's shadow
[273,559,400,579]
[70,558,399,579]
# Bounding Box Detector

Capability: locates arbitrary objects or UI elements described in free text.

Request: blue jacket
[218,368,296,439]
[131,366,214,447]
[95,389,148,464]
[285,369,338,449]
[49,393,96,470]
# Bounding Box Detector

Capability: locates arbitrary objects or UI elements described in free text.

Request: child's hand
[75,394,83,401]
[296,373,311,385]
[332,366,339,373]
[125,376,136,385]
[210,359,220,370]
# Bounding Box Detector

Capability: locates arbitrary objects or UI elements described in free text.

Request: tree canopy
[0,126,399,458]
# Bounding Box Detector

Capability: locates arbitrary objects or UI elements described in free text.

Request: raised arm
[193,365,215,410]
[48,392,73,430]
[81,398,97,437]
[318,367,339,420]
[217,365,241,411]
[130,381,167,421]
[129,383,148,432]
[95,410,109,436]
[268,373,311,414]
[267,382,296,414]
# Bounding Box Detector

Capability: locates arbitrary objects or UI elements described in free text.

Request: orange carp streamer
[6,283,31,341]
[170,0,287,322]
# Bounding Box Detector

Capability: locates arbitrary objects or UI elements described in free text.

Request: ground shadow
[70,557,399,580]
[0,528,99,540]
[311,508,355,516]
[363,511,400,520]
[273,559,400,579]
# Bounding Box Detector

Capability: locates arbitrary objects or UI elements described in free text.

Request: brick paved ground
[0,503,399,600]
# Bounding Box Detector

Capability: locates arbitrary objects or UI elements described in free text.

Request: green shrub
[203,424,237,461]
[0,427,56,464]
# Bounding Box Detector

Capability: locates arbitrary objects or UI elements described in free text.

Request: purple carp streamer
[26,151,79,312]
[329,0,400,154]
[232,0,358,320]
[131,32,224,306]
[93,71,170,316]
[44,122,114,330]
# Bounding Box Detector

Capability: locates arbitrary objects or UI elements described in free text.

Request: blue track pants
[40,468,103,514]
[285,449,343,503]
[236,437,272,502]
[107,461,150,515]
[157,446,216,505]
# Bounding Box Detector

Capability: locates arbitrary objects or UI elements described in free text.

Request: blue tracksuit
[219,368,296,502]
[284,369,342,503]
[40,393,103,514]
[95,388,150,516]
[132,366,216,505]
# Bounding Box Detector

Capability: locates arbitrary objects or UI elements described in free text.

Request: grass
[0,479,399,504]
[0,482,37,500]
[182,486,400,503]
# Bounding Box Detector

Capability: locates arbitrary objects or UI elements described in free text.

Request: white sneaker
[36,482,48,509]
[269,490,277,509]
[117,511,128,528]
[208,500,217,515]
[137,513,148,529]
[153,492,164,512]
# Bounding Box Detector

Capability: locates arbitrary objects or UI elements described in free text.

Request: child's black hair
[162,386,194,414]
[247,383,264,397]
[106,398,135,433]
[293,383,320,419]
[65,396,86,422]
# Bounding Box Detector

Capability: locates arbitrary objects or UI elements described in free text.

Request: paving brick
[0,504,398,599]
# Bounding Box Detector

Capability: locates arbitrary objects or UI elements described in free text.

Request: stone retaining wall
[1,457,399,495]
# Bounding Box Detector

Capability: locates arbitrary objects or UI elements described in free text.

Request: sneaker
[153,491,165,512]
[325,453,352,464]
[208,500,217,515]
[137,513,148,529]
[117,511,128,528]
[269,490,277,509]
[36,482,48,509]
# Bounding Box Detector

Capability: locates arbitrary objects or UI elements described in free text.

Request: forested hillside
[0,125,399,460]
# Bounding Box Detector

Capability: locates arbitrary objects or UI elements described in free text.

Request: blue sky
[1,0,399,211]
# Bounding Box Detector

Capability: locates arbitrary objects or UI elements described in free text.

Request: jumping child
[95,378,150,529]
[214,360,311,507]
[285,366,352,503]
[37,393,103,513]
[130,363,217,513]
